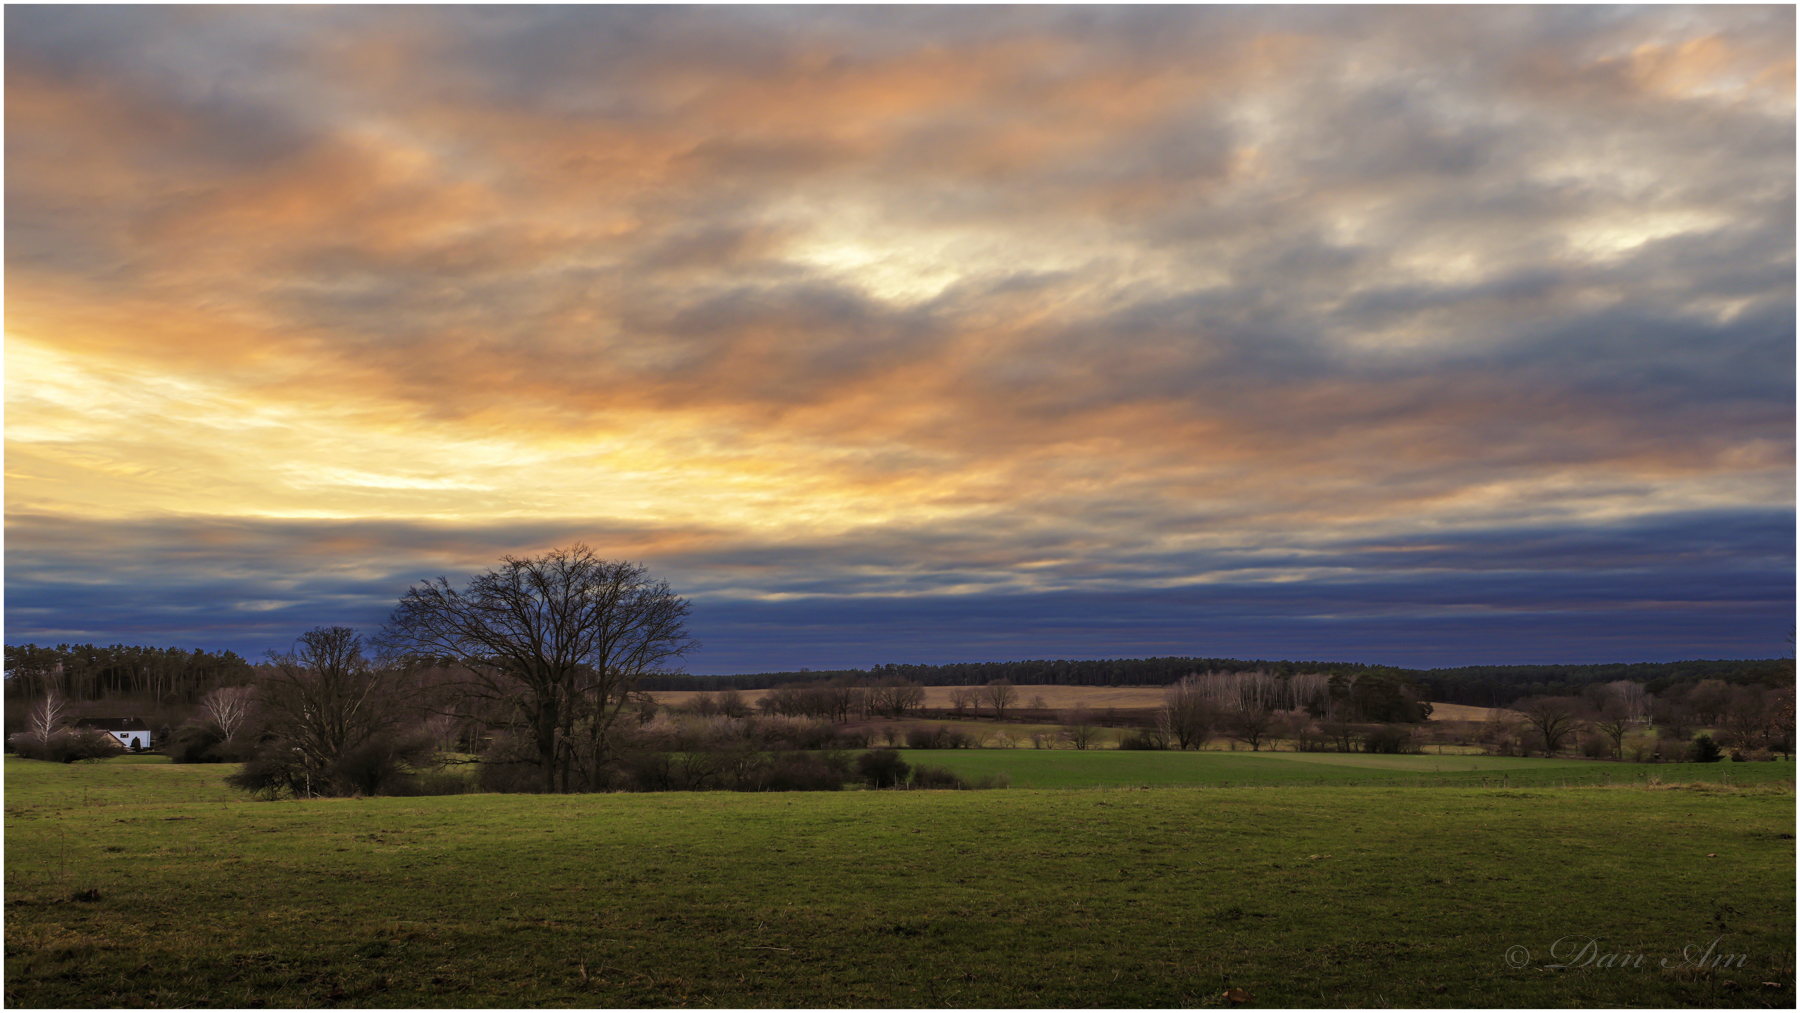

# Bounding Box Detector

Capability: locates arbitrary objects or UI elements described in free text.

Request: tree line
[10,640,1783,714]
[638,656,1790,704]
[7,545,1791,791]
[3,643,253,703]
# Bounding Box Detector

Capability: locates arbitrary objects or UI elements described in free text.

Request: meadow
[904,748,1796,790]
[5,755,1794,1008]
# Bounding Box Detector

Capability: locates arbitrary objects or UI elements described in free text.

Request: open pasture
[907,749,1797,790]
[5,756,1794,1009]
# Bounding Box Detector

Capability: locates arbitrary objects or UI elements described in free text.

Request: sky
[4,5,1794,674]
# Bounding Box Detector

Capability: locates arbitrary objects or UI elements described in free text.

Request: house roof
[74,717,151,732]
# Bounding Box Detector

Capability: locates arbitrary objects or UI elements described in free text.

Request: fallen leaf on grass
[1222,987,1254,1003]
[1707,853,1717,858]
[1307,854,1331,860]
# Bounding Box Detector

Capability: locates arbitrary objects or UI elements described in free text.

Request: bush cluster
[225,730,438,798]
[852,749,1008,790]
[609,748,853,792]
[904,725,975,749]
[165,725,253,764]
[12,729,121,763]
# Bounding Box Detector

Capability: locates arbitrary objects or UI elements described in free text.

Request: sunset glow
[6,6,1793,671]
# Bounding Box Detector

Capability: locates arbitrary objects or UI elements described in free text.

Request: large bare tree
[1519,696,1583,757]
[984,679,1017,720]
[1161,675,1221,750]
[379,546,695,793]
[253,626,418,795]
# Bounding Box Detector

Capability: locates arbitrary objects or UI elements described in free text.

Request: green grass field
[904,748,1798,790]
[5,756,1794,1008]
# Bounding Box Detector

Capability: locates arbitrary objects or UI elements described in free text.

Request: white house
[75,717,153,751]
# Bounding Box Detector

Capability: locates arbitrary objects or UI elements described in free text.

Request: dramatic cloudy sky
[5,6,1794,672]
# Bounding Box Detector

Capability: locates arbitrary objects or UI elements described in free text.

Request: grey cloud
[6,7,1791,667]
[8,510,1788,671]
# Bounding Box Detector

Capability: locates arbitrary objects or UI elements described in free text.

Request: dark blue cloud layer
[6,510,1789,671]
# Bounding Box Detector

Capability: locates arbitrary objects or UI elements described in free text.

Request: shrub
[905,725,971,750]
[1688,734,1723,764]
[908,765,967,790]
[1579,734,1611,759]
[746,751,850,792]
[166,724,246,764]
[856,749,910,788]
[384,769,477,796]
[1362,724,1415,755]
[1288,723,1326,752]
[331,732,437,796]
[226,746,311,799]
[478,734,549,793]
[1118,729,1168,750]
[970,772,1011,789]
[834,728,874,750]
[15,729,122,764]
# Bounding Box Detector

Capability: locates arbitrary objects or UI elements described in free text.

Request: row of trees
[1146,669,1433,752]
[1510,680,1795,760]
[636,657,1789,706]
[743,677,928,721]
[638,657,1424,693]
[3,643,253,703]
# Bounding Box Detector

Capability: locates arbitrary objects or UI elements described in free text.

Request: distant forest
[3,642,1789,709]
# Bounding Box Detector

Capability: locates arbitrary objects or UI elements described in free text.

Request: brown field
[654,685,1492,719]
[650,685,1169,711]
[1427,702,1515,722]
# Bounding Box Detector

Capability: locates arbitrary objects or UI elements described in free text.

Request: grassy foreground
[5,757,1794,1008]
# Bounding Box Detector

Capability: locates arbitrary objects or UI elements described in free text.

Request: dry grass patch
[653,685,1172,710]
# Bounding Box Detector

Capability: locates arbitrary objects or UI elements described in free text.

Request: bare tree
[250,626,422,795]
[717,688,750,719]
[201,685,255,741]
[1590,699,1632,759]
[1161,675,1221,750]
[1686,679,1733,726]
[1061,706,1100,749]
[1288,672,1331,718]
[1718,686,1770,752]
[984,680,1017,720]
[1519,697,1583,757]
[868,677,924,718]
[1225,706,1279,751]
[1605,680,1652,726]
[30,688,66,748]
[1190,671,1281,750]
[948,687,974,717]
[379,546,695,793]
